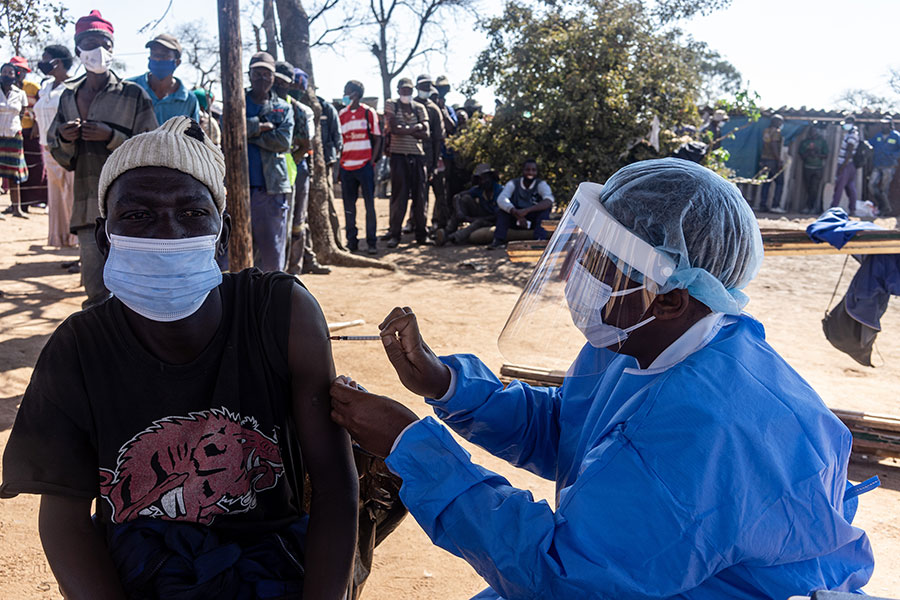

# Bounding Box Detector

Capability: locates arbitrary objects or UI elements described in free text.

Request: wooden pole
[218,0,253,271]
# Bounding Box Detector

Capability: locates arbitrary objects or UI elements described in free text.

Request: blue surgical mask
[342,95,352,106]
[148,58,177,80]
[103,228,222,322]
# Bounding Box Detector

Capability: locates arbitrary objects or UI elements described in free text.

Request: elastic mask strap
[622,314,655,335]
[609,284,646,298]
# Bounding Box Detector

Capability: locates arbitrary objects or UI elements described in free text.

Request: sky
[8,0,899,112]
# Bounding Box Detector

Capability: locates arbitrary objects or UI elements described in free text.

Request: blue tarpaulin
[719,117,810,178]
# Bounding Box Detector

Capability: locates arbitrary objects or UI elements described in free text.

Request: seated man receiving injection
[1,117,357,600]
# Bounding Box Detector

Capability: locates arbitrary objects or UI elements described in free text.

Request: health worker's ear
[649,288,693,321]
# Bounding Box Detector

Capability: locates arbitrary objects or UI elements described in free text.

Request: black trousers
[803,167,824,212]
[389,154,427,241]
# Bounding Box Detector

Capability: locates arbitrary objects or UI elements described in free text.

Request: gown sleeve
[385,414,728,600]
[425,354,562,480]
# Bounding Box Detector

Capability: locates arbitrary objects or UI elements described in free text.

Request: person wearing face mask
[830,115,861,215]
[128,33,200,125]
[489,158,555,249]
[48,9,158,309]
[866,117,900,216]
[403,74,442,234]
[33,45,77,247]
[1,116,358,600]
[0,61,29,219]
[329,158,877,599]
[383,77,430,248]
[338,79,382,255]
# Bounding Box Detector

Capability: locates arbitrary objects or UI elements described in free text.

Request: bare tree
[835,88,896,114]
[262,0,279,58]
[368,0,475,102]
[275,0,393,270]
[171,21,224,92]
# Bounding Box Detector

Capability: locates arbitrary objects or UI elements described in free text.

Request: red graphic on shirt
[98,408,284,525]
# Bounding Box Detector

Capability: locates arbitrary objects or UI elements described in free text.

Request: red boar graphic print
[98,408,284,524]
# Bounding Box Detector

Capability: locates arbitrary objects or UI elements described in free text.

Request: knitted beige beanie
[98,116,227,217]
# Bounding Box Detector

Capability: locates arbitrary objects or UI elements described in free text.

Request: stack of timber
[499,364,900,460]
[507,228,900,263]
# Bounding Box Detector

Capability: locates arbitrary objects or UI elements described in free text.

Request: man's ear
[94,217,110,258]
[650,288,692,321]
[175,57,182,68]
[217,213,232,257]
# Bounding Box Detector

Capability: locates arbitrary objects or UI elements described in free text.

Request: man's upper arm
[286,285,355,492]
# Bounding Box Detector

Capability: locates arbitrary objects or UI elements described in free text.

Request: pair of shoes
[366,246,377,255]
[416,238,432,246]
[60,260,79,269]
[770,206,786,214]
[386,238,399,248]
[486,239,507,250]
[434,228,447,246]
[301,263,332,275]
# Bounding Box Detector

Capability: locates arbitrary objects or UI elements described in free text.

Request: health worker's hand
[80,121,113,142]
[379,307,451,399]
[330,376,418,458]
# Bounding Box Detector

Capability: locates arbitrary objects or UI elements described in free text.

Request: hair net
[598,158,763,315]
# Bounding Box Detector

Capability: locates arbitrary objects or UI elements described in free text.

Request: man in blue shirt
[867,117,900,215]
[245,51,294,272]
[128,34,200,124]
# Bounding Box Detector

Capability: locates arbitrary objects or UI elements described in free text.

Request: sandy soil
[1,202,899,599]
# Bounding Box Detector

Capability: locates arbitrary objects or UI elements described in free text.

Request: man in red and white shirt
[338,80,381,254]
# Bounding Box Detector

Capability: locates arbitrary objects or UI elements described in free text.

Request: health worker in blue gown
[330,158,877,599]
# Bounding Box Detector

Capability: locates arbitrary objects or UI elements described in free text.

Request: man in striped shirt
[339,80,381,254]
[830,115,860,214]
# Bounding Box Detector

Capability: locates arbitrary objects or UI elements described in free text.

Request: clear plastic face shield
[498,183,676,375]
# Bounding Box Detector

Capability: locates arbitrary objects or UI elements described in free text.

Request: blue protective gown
[384,315,875,599]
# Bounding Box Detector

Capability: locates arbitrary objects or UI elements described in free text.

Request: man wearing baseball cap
[2,116,357,599]
[48,9,158,309]
[245,51,295,272]
[128,33,200,124]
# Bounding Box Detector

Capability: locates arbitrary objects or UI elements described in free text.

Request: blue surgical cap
[599,158,763,315]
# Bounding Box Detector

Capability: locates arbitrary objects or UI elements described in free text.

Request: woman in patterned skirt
[0,62,28,219]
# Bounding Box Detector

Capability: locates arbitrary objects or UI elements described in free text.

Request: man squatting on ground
[1,117,358,599]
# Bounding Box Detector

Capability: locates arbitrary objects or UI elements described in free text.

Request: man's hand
[80,121,113,142]
[379,307,451,399]
[330,376,418,458]
[59,119,81,142]
[259,121,275,133]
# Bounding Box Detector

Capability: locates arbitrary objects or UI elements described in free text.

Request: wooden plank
[499,364,900,459]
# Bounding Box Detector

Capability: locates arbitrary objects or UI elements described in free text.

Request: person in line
[33,45,77,247]
[1,116,358,600]
[128,34,200,124]
[428,82,456,232]
[274,61,329,275]
[383,77,429,248]
[405,74,443,234]
[193,88,221,146]
[244,51,294,272]
[489,158,554,249]
[435,163,500,246]
[758,113,785,213]
[867,116,900,216]
[338,79,382,255]
[0,61,28,220]
[797,122,829,215]
[831,115,861,215]
[48,10,158,309]
[3,56,44,215]
[330,158,876,599]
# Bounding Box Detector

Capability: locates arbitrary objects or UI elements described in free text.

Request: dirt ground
[1,201,899,599]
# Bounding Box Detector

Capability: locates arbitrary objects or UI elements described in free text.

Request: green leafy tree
[451,0,738,200]
[0,0,69,55]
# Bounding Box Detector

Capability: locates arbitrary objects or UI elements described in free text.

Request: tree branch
[138,0,174,33]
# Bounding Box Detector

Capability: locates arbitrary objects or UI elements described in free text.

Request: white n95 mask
[103,230,223,322]
[564,262,655,349]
